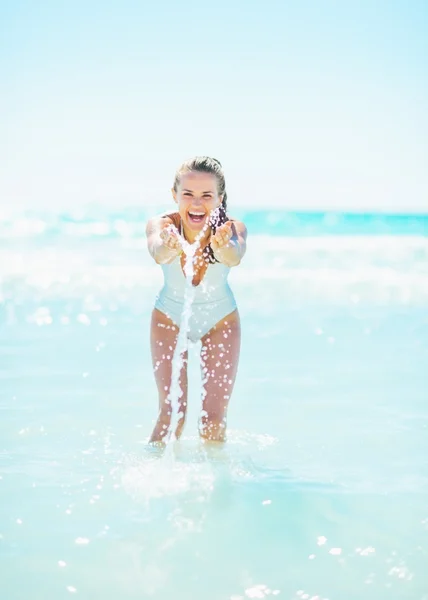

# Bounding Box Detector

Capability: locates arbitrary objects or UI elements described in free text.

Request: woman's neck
[181,222,211,247]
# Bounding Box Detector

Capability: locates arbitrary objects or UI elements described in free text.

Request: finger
[219,231,231,245]
[161,224,177,238]
[167,238,178,249]
[161,230,170,243]
[218,223,232,237]
[221,221,233,235]
[214,232,224,246]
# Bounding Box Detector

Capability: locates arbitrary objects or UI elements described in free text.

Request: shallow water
[1,209,427,599]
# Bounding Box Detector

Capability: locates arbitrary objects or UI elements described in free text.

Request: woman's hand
[210,220,247,267]
[159,224,182,256]
[146,218,183,265]
[210,221,233,251]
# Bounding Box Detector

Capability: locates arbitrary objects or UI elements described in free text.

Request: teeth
[189,212,205,217]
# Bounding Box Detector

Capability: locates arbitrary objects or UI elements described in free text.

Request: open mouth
[188,210,206,224]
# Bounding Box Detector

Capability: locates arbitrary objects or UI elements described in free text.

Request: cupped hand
[210,221,234,251]
[160,224,182,254]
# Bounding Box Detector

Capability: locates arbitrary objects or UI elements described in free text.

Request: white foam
[121,457,215,500]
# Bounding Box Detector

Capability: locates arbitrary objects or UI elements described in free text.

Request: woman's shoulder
[146,211,180,232]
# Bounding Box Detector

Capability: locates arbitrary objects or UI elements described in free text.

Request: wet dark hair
[173,156,229,263]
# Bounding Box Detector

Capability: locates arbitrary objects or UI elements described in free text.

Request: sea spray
[163,234,196,446]
[164,208,222,447]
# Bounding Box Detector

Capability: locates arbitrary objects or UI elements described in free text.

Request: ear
[171,187,178,204]
[217,194,224,207]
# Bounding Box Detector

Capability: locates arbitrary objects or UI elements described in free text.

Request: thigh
[200,309,241,420]
[151,308,188,407]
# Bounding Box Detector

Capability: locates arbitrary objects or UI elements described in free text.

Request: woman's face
[173,171,222,234]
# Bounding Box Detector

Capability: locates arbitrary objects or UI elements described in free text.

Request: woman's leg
[149,308,188,444]
[199,310,241,442]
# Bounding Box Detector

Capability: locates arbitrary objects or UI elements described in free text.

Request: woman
[145,157,247,444]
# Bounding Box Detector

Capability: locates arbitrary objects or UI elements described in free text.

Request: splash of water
[164,208,222,446]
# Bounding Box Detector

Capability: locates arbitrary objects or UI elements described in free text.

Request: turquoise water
[1,209,428,600]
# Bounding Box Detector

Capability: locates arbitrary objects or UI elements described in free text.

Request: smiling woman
[145,156,247,445]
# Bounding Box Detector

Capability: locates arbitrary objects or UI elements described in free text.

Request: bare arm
[146,216,182,265]
[212,220,247,267]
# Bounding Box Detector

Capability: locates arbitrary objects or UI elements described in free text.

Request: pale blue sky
[1,0,427,212]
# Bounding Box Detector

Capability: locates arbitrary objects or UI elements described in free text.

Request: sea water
[0,208,427,600]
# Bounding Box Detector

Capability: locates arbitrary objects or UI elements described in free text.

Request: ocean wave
[1,235,428,320]
[0,208,427,239]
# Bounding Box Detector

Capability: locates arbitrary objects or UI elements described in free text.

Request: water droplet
[77,314,90,326]
[75,537,90,545]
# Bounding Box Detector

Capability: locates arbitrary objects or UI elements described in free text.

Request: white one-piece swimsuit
[154,255,237,343]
